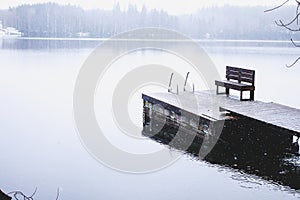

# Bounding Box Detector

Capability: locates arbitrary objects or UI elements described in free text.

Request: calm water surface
[0,38,299,199]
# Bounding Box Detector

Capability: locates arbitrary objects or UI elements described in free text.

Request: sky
[0,0,294,15]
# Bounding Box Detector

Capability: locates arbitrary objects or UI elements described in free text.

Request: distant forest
[0,3,298,40]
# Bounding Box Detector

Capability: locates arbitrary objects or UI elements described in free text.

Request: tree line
[0,3,297,40]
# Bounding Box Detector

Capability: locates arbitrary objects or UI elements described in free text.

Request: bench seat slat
[215,80,255,91]
[226,72,254,79]
[226,75,254,83]
[227,66,254,74]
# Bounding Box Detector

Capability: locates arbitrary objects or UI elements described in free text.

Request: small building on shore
[0,21,22,37]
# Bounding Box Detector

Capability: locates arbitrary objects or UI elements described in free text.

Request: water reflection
[0,38,297,52]
[0,38,102,50]
[143,118,300,191]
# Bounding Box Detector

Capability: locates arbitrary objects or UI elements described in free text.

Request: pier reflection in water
[142,95,300,191]
[143,124,300,190]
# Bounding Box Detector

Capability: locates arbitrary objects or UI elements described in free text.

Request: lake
[0,37,299,199]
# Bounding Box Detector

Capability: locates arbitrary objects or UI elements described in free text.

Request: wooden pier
[142,89,300,190]
[142,89,300,155]
[142,67,300,188]
[143,90,300,137]
[220,101,300,137]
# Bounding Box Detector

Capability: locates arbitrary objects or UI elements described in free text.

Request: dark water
[143,114,300,190]
[0,37,299,199]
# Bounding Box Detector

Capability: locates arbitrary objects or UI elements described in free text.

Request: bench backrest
[226,66,255,85]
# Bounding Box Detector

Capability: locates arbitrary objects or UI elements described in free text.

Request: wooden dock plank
[220,102,300,136]
[144,90,300,137]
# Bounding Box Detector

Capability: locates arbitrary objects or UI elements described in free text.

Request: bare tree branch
[291,38,300,47]
[275,19,300,31]
[7,188,60,200]
[8,188,36,200]
[274,12,300,27]
[286,56,300,67]
[295,1,300,24]
[264,0,290,12]
[29,188,37,199]
[266,0,300,67]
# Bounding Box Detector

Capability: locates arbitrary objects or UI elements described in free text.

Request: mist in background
[0,3,297,40]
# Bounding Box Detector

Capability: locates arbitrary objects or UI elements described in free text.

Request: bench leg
[216,86,226,95]
[250,90,254,101]
[240,91,243,101]
[226,88,229,96]
[216,85,228,95]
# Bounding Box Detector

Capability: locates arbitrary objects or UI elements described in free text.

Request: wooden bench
[215,66,255,101]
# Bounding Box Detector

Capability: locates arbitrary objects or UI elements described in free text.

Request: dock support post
[250,90,254,101]
[292,137,299,153]
[240,91,243,101]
